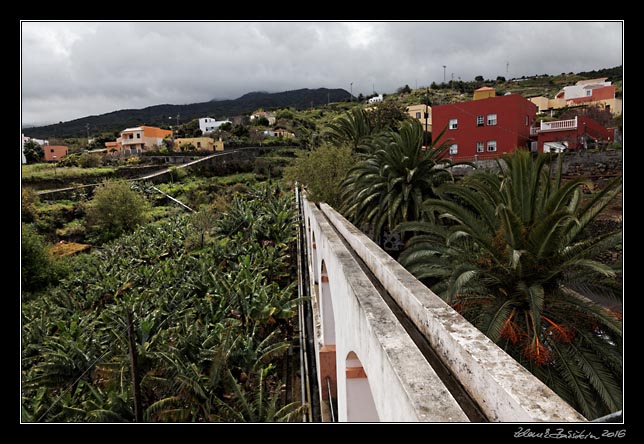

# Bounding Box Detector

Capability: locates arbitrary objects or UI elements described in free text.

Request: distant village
[22,76,620,164]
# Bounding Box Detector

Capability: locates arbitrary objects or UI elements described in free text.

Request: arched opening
[320,261,335,345]
[319,260,337,417]
[345,351,379,422]
[311,230,319,286]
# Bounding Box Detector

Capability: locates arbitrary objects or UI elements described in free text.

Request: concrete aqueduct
[298,190,587,423]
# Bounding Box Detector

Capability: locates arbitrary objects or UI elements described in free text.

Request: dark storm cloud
[21,21,622,126]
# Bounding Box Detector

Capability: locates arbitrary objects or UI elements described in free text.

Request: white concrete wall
[303,198,468,422]
[318,203,587,422]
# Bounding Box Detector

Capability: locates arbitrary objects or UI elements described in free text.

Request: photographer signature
[514,427,626,439]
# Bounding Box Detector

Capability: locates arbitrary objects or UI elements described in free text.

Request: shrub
[84,180,152,244]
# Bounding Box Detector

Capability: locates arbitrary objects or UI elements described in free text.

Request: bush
[22,188,40,223]
[21,224,68,295]
[78,153,102,168]
[84,180,152,244]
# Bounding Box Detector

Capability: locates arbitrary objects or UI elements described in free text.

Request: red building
[43,145,69,162]
[432,93,538,160]
[535,116,614,152]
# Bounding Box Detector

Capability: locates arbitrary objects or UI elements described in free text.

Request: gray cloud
[21,21,623,126]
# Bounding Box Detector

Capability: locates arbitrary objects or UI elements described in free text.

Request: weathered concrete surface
[319,203,587,423]
[303,199,469,422]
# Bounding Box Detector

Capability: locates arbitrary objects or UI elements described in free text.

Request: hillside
[390,65,622,109]
[25,88,351,139]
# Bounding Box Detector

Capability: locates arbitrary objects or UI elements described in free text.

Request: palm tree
[397,150,622,419]
[340,120,456,241]
[324,107,378,152]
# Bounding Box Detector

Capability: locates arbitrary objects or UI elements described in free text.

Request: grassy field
[21,163,117,181]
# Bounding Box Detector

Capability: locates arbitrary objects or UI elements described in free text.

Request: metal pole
[326,376,335,422]
[126,310,143,422]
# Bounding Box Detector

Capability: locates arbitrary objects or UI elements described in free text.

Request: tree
[496,76,506,83]
[23,140,44,164]
[283,143,356,208]
[397,84,412,94]
[368,100,410,132]
[231,124,249,138]
[323,108,378,152]
[475,75,485,82]
[340,120,456,239]
[84,180,152,244]
[397,150,622,419]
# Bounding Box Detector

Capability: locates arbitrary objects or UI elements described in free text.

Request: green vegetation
[22,164,117,183]
[283,143,356,208]
[21,224,69,296]
[84,180,152,244]
[22,184,304,422]
[340,120,456,237]
[397,151,622,419]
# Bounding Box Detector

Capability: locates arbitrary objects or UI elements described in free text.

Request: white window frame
[487,140,497,152]
[476,142,484,153]
[449,118,458,130]
[449,144,458,155]
[416,112,421,119]
[487,114,497,126]
[476,115,484,126]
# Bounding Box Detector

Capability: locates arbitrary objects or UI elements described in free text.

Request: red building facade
[432,94,538,160]
[536,116,613,152]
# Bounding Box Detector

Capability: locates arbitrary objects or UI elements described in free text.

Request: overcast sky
[21,21,623,127]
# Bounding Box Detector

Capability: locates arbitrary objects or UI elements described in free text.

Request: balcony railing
[539,116,577,132]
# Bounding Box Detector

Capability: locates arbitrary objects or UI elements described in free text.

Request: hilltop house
[432,88,537,160]
[199,117,231,134]
[368,94,384,104]
[106,125,173,156]
[529,78,622,116]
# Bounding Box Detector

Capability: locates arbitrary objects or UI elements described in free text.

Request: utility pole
[126,310,143,422]
[86,123,90,145]
[350,82,353,102]
[442,65,446,83]
[424,87,431,148]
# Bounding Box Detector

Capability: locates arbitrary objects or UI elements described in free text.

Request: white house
[199,117,231,134]
[557,78,611,100]
[368,94,384,104]
[22,134,49,164]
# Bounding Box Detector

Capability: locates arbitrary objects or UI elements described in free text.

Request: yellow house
[174,137,215,151]
[405,104,432,132]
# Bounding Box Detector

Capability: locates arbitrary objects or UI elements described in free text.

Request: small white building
[368,94,384,104]
[199,117,231,134]
[21,134,49,164]
[557,78,611,100]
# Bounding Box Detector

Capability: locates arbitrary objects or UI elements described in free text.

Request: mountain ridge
[24,87,352,139]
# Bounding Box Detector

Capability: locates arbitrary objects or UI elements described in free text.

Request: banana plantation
[22,184,305,422]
